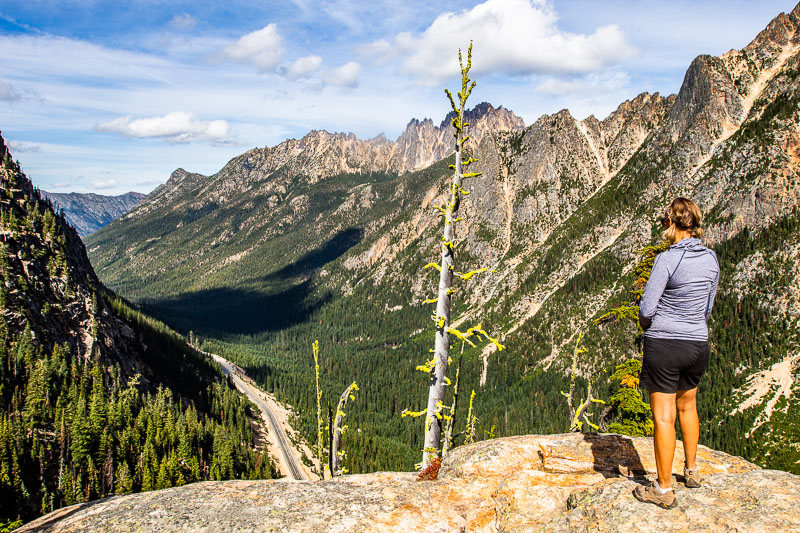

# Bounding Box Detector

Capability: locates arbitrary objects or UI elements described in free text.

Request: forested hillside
[87,5,800,477]
[0,136,276,528]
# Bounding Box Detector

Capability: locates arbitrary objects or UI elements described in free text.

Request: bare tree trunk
[331,382,358,476]
[441,355,462,458]
[422,144,463,468]
[327,403,333,477]
[312,341,325,478]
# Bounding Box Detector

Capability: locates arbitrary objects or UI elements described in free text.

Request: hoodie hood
[671,237,703,251]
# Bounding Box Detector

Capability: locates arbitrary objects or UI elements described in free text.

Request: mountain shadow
[143,279,330,337]
[263,227,364,281]
[140,229,363,337]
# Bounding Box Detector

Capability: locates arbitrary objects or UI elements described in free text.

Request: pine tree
[594,242,668,435]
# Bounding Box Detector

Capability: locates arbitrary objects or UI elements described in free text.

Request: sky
[0,0,796,195]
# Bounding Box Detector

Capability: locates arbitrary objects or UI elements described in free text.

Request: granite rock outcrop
[19,433,800,532]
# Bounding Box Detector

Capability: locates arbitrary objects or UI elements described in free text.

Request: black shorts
[640,337,709,394]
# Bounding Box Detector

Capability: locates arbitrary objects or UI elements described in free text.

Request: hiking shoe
[633,483,677,509]
[684,466,702,488]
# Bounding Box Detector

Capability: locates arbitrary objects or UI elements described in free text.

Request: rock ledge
[20,434,800,532]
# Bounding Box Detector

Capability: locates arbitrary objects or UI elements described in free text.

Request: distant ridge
[42,190,145,236]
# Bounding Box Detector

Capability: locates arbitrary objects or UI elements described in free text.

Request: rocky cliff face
[18,433,800,532]
[1,137,137,366]
[0,134,277,524]
[42,191,145,237]
[351,0,800,358]
[395,102,525,172]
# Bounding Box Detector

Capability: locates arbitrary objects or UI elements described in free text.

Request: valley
[84,4,800,478]
[198,347,315,481]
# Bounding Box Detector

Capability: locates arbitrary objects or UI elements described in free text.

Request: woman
[633,197,720,509]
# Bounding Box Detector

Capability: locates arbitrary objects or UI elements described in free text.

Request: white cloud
[0,34,183,92]
[49,182,72,188]
[535,71,630,95]
[286,55,323,79]
[357,39,392,63]
[7,140,41,153]
[0,81,21,101]
[224,24,283,73]
[320,0,365,33]
[325,61,361,87]
[91,179,117,190]
[170,13,197,31]
[383,0,637,85]
[96,111,234,144]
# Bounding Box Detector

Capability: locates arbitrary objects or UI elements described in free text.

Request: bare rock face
[20,433,799,532]
[395,102,525,172]
[1,134,135,365]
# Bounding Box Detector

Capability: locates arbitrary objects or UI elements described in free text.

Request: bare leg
[649,391,677,489]
[676,388,699,469]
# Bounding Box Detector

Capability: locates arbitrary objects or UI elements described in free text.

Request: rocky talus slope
[42,190,145,236]
[19,433,800,532]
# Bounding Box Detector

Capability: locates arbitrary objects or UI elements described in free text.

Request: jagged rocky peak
[683,4,798,125]
[741,3,800,63]
[368,132,390,145]
[395,102,525,171]
[580,92,676,177]
[719,4,800,104]
[168,167,191,182]
[439,101,525,131]
[176,101,527,198]
[126,166,208,220]
[150,167,207,198]
[647,2,800,190]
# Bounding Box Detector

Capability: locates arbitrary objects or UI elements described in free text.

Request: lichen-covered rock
[19,433,799,532]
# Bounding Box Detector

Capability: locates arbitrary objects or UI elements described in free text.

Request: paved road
[198,348,307,481]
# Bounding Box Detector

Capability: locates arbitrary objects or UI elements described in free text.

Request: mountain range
[42,191,145,237]
[86,3,800,476]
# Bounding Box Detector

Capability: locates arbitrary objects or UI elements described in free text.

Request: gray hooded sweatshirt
[639,237,720,341]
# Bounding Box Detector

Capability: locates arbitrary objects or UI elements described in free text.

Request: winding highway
[197,348,308,481]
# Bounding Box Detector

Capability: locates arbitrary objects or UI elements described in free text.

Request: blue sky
[0,0,795,194]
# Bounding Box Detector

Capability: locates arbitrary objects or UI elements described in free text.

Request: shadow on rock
[584,434,647,479]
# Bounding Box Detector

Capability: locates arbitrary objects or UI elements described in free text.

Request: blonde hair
[662,197,704,244]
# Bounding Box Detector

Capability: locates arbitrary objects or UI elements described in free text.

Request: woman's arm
[639,254,670,330]
[705,259,720,322]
